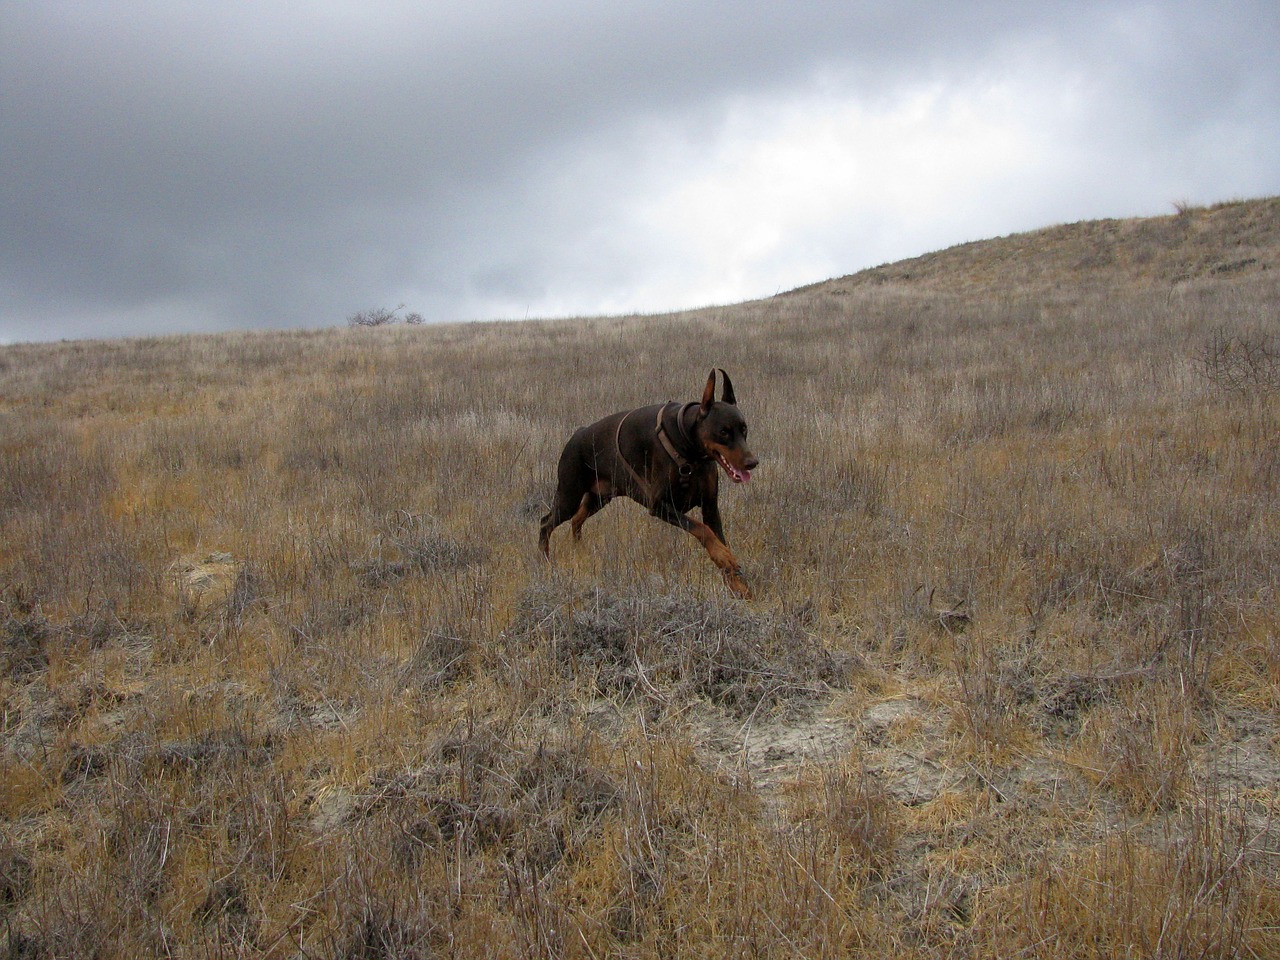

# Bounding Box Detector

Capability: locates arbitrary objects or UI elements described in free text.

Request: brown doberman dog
[539,369,758,598]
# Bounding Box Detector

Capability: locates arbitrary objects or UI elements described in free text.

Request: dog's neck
[670,402,707,461]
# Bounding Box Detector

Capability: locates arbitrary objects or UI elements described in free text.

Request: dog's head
[696,369,757,483]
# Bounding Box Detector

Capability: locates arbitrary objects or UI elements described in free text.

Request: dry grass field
[2,197,1279,958]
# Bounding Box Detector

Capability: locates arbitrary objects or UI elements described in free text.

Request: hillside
[782,196,1280,297]
[2,199,1279,958]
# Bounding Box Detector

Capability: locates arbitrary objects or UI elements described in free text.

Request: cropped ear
[701,369,717,412]
[718,369,736,405]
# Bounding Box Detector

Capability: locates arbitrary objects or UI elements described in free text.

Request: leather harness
[614,401,705,499]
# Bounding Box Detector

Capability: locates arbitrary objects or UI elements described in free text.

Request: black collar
[655,401,707,471]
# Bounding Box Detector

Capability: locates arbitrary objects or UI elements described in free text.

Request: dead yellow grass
[2,198,1279,957]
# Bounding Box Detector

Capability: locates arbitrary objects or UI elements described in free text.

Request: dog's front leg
[651,503,752,599]
[700,498,729,547]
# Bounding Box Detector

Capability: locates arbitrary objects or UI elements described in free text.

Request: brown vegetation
[2,197,1279,957]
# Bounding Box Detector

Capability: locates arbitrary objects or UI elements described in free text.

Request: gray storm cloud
[2,1,1277,342]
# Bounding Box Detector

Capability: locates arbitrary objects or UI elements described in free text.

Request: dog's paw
[724,569,753,600]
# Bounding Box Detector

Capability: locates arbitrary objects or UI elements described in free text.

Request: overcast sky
[3,1,1277,344]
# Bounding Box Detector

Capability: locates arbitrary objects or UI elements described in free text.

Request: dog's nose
[744,454,759,471]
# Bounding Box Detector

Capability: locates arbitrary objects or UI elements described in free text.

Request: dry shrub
[565,737,894,959]
[1196,326,1280,397]
[0,843,33,913]
[508,584,858,716]
[1211,611,1280,710]
[1068,680,1199,813]
[1,585,53,679]
[305,851,449,960]
[403,629,476,690]
[355,510,488,587]
[952,634,1032,758]
[785,758,899,883]
[318,718,623,880]
[167,551,242,622]
[979,789,1280,959]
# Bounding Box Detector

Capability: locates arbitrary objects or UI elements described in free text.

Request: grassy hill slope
[2,198,1278,958]
[784,196,1279,295]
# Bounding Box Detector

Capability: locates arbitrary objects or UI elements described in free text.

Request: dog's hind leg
[570,491,608,540]
[539,486,583,557]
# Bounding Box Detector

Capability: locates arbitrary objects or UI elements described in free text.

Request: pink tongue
[717,454,751,483]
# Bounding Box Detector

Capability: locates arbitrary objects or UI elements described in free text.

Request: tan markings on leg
[687,520,752,598]
[570,496,592,540]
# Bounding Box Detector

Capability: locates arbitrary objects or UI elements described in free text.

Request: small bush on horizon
[347,304,425,327]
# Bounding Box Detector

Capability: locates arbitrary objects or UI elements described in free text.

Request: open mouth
[714,451,752,483]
